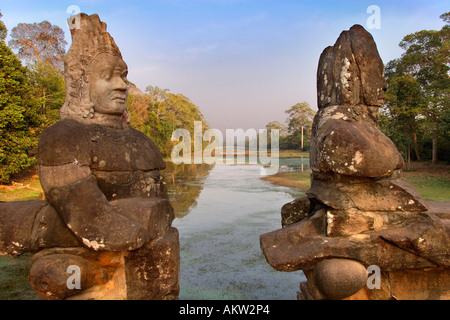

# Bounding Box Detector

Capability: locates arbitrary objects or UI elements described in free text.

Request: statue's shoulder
[38,120,166,170]
[89,124,166,171]
[38,119,92,166]
[117,126,166,171]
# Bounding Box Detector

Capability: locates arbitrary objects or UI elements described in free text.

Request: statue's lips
[112,95,126,103]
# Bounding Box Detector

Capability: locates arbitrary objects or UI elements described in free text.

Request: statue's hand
[46,174,150,252]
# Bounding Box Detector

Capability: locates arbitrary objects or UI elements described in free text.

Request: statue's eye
[94,70,111,80]
[95,65,113,80]
[101,71,112,80]
[121,70,128,81]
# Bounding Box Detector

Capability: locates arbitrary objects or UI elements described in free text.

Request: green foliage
[127,86,209,158]
[266,121,288,149]
[0,13,66,183]
[285,103,315,133]
[283,102,315,151]
[164,92,209,134]
[0,11,7,42]
[0,38,41,182]
[264,103,316,151]
[382,11,450,163]
[381,71,426,161]
[28,62,64,126]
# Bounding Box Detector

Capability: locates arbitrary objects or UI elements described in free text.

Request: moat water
[166,158,309,300]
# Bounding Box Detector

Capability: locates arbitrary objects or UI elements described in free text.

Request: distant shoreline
[164,150,310,162]
[261,171,311,193]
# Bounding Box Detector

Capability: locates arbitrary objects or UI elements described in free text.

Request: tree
[285,102,315,150]
[127,85,209,157]
[127,88,171,155]
[0,12,42,182]
[266,121,288,149]
[382,69,426,164]
[386,12,449,164]
[0,11,6,42]
[9,20,67,71]
[146,85,170,116]
[164,92,209,134]
[28,61,65,125]
[266,121,286,133]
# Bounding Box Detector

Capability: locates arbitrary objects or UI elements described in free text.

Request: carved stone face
[90,53,128,115]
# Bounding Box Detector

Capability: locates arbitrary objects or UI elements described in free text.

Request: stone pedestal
[1,198,180,300]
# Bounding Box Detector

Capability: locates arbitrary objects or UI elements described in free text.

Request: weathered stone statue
[260,25,449,300]
[0,13,179,300]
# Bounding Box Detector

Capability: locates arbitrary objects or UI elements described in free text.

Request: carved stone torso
[38,119,168,200]
[310,104,404,178]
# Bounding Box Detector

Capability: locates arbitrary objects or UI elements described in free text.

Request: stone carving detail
[260,25,449,300]
[0,14,179,300]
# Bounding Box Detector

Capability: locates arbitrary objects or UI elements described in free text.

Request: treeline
[127,85,209,158]
[266,102,315,151]
[380,12,449,165]
[0,14,65,182]
[0,12,207,182]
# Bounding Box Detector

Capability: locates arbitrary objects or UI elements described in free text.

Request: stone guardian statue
[0,13,180,300]
[260,25,449,300]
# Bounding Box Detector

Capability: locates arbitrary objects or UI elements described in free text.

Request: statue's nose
[113,76,127,91]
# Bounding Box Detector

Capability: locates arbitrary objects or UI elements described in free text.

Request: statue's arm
[39,164,91,194]
[39,164,148,251]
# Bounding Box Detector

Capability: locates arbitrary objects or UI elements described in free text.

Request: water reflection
[163,161,215,218]
[163,157,310,219]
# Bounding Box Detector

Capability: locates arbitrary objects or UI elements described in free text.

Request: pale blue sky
[0,0,448,132]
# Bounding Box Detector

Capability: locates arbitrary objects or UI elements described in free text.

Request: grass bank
[261,171,311,192]
[0,254,38,300]
[0,167,44,202]
[278,150,310,158]
[401,162,450,202]
[262,161,450,202]
[2,161,448,203]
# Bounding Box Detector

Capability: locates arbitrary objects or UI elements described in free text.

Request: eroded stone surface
[125,228,180,300]
[317,24,386,109]
[0,201,47,256]
[38,119,165,172]
[281,197,311,227]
